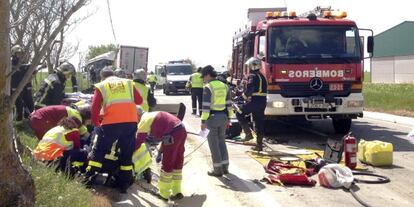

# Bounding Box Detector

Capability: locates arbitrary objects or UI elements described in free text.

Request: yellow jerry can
[358,140,393,166]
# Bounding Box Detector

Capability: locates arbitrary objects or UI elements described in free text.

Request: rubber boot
[170,170,183,200]
[241,124,253,141]
[158,171,172,200]
[251,134,263,151]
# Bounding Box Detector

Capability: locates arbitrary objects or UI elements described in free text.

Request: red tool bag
[262,159,316,186]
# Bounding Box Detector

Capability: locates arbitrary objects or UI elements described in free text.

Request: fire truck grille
[278,83,352,98]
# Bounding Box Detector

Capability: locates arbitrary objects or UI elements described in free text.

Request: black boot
[251,134,264,151]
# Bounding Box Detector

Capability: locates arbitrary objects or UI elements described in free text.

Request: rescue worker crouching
[33,117,88,176]
[29,104,91,141]
[186,67,203,115]
[136,108,187,201]
[84,66,143,193]
[236,57,268,151]
[133,69,157,112]
[200,65,233,177]
[34,62,73,109]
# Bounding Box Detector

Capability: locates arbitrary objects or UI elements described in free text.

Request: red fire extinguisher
[343,132,357,169]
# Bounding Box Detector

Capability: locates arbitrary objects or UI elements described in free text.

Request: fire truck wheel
[332,118,352,134]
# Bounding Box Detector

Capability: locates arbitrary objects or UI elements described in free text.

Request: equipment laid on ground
[343,133,357,169]
[263,160,316,186]
[358,140,393,166]
[323,138,344,163]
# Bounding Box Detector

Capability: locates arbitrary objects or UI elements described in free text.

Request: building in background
[372,21,414,83]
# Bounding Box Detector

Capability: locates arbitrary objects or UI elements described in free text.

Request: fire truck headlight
[272,101,286,108]
[347,100,363,108]
[168,81,174,84]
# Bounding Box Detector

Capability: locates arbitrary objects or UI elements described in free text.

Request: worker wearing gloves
[186,67,203,115]
[10,45,35,121]
[236,57,268,151]
[200,65,233,177]
[29,104,91,140]
[34,62,73,108]
[33,117,87,175]
[133,69,157,112]
[84,66,142,193]
[136,108,187,201]
[147,71,157,93]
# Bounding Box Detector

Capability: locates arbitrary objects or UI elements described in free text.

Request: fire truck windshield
[268,25,362,64]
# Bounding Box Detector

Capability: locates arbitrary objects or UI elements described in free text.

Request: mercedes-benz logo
[309,77,323,91]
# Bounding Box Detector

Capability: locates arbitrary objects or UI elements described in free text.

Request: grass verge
[15,121,101,207]
[363,83,414,117]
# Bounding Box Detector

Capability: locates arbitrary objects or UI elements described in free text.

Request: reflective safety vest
[33,126,78,161]
[132,143,152,175]
[138,112,159,134]
[134,82,149,112]
[206,80,227,111]
[66,107,88,136]
[189,72,203,88]
[201,80,228,121]
[95,76,138,125]
[147,75,157,83]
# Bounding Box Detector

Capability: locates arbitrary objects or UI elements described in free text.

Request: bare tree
[1,0,89,206]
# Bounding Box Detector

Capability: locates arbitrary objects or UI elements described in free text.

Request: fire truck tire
[332,118,352,134]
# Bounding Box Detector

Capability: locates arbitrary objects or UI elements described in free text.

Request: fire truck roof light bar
[266,11,297,19]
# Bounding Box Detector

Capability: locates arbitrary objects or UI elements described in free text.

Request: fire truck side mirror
[367,36,374,54]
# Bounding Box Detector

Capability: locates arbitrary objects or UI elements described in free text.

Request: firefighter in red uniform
[136,108,187,201]
[29,105,91,140]
[84,66,142,193]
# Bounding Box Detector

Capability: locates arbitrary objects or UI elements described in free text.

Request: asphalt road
[115,90,414,207]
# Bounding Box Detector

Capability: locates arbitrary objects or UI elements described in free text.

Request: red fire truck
[231,8,373,133]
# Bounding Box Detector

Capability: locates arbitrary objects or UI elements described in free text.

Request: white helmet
[133,69,147,81]
[245,57,261,71]
[11,45,24,56]
[56,62,74,75]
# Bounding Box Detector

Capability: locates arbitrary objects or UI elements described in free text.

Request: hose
[345,172,390,207]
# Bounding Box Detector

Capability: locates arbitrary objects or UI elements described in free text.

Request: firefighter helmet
[133,69,146,81]
[245,57,261,71]
[56,62,74,75]
[11,45,24,56]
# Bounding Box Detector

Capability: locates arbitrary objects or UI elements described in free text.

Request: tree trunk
[0,0,35,206]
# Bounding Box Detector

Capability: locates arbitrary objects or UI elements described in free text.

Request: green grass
[363,83,414,116]
[364,71,371,83]
[15,121,93,207]
[32,72,91,93]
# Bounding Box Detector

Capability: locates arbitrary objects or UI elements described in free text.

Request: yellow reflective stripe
[104,154,118,161]
[40,126,75,150]
[201,111,210,121]
[172,174,182,180]
[252,93,267,96]
[96,77,134,108]
[88,161,102,168]
[105,141,118,161]
[120,165,133,171]
[72,161,84,167]
[138,112,159,133]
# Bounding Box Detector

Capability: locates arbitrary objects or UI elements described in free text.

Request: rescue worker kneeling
[33,117,87,176]
[89,126,152,187]
[84,67,142,193]
[136,107,187,201]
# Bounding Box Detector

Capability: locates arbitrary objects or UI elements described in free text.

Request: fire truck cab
[231,8,373,133]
